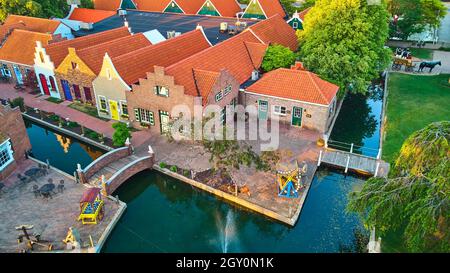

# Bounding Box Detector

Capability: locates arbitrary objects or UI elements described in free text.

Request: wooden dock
[318,149,388,177]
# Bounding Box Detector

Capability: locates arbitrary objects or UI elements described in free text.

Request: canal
[24,83,384,253]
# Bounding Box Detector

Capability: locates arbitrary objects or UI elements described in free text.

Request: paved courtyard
[0,160,122,252]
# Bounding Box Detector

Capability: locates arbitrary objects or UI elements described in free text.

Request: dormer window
[154,86,169,97]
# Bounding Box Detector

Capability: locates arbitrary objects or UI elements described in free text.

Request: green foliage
[348,121,450,252]
[280,0,297,16]
[112,122,131,147]
[299,0,391,94]
[261,44,296,72]
[80,0,94,9]
[388,0,447,39]
[339,228,369,253]
[183,169,190,177]
[9,97,25,111]
[170,165,178,173]
[85,129,100,140]
[159,162,167,168]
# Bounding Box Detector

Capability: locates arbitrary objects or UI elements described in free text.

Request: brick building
[0,104,31,181]
[244,67,339,134]
[0,29,53,86]
[93,27,211,122]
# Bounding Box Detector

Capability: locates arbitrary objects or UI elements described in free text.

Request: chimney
[251,70,259,81]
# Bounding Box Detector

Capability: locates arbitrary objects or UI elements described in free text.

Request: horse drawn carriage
[392,57,415,72]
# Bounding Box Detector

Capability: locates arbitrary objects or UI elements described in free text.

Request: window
[83,87,92,102]
[73,84,81,99]
[49,76,57,92]
[139,108,154,125]
[39,52,45,63]
[329,99,336,116]
[71,62,78,70]
[273,105,287,116]
[0,140,13,170]
[106,69,112,80]
[293,22,298,29]
[154,86,169,97]
[120,101,128,116]
[215,91,223,102]
[224,84,232,96]
[99,96,107,110]
[1,64,11,77]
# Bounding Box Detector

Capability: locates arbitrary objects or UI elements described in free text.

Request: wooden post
[81,126,85,136]
[317,150,323,166]
[58,116,63,128]
[39,109,43,120]
[100,134,104,144]
[125,138,132,155]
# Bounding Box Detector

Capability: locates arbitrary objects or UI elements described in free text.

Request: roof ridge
[9,28,52,36]
[192,68,221,75]
[77,33,143,54]
[306,70,329,104]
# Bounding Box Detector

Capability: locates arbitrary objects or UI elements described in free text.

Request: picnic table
[25,168,42,177]
[39,183,55,199]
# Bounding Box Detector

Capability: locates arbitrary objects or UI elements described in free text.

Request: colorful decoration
[276,160,306,198]
[78,188,104,225]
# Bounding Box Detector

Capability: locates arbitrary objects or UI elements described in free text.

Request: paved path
[0,83,150,146]
[433,50,450,74]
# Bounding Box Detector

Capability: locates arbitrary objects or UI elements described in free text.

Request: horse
[418,61,441,72]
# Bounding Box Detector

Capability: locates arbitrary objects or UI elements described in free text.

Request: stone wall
[244,92,336,134]
[0,105,32,180]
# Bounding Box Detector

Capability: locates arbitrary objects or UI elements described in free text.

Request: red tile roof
[248,14,298,51]
[175,0,207,14]
[44,27,130,67]
[133,0,171,12]
[93,0,122,11]
[112,28,211,84]
[0,22,26,43]
[193,69,220,97]
[2,15,61,34]
[165,30,264,100]
[0,29,53,65]
[69,8,116,23]
[76,33,153,74]
[245,41,268,68]
[207,0,241,17]
[298,7,311,21]
[246,68,338,105]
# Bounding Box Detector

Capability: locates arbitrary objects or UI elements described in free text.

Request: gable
[198,0,220,16]
[121,0,137,9]
[55,48,95,76]
[94,54,131,92]
[242,0,266,19]
[164,1,184,13]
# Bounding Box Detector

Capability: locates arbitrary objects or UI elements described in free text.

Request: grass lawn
[45,97,63,104]
[68,102,109,121]
[409,48,433,60]
[383,73,450,163]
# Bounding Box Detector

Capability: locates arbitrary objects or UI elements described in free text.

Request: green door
[292,106,303,127]
[258,100,268,120]
[159,110,170,134]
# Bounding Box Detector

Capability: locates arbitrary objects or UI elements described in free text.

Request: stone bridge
[76,140,154,195]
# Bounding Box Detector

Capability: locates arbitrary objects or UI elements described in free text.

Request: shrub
[112,122,131,147]
[170,165,177,173]
[183,169,190,177]
[159,162,167,168]
[9,97,25,111]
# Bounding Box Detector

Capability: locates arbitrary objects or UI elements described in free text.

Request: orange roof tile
[257,0,286,18]
[3,15,61,34]
[0,29,53,65]
[113,29,211,84]
[246,68,338,105]
[0,22,26,42]
[93,0,122,11]
[133,0,171,12]
[165,30,264,100]
[77,33,153,74]
[248,14,298,51]
[44,27,131,67]
[69,8,116,23]
[176,0,207,14]
[207,0,241,17]
[245,41,268,68]
[193,69,220,98]
[298,7,311,21]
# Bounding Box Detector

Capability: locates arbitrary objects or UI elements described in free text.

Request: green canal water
[24,84,384,253]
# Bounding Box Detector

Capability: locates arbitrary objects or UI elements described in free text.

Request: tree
[112,122,131,147]
[298,0,391,95]
[261,44,296,72]
[0,0,42,22]
[80,0,94,9]
[280,0,297,16]
[388,0,446,39]
[348,121,450,252]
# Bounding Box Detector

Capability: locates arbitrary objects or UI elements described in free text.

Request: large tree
[348,121,450,252]
[388,0,447,39]
[261,44,296,72]
[298,0,391,95]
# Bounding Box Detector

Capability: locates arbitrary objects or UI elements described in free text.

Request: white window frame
[0,139,14,171]
[273,105,287,116]
[293,22,298,29]
[224,84,232,96]
[215,91,223,102]
[98,96,107,110]
[1,64,11,77]
[120,100,129,117]
[139,108,154,125]
[154,85,169,97]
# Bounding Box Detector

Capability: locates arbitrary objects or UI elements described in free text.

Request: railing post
[125,137,132,155]
[345,155,350,173]
[377,148,381,160]
[374,162,380,177]
[317,150,322,166]
[323,134,329,148]
[76,163,88,184]
[101,175,108,196]
[350,143,354,154]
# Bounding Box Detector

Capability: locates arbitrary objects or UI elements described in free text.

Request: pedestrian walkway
[0,83,150,146]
